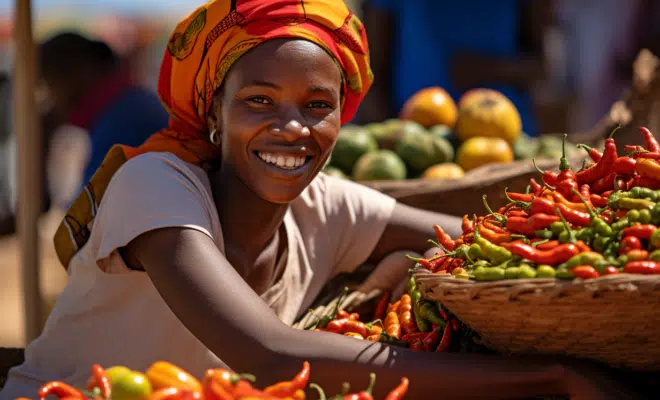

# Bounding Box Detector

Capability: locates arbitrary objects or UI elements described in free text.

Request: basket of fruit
[324,87,586,217]
[411,127,660,371]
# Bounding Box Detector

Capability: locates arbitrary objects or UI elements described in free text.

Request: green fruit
[395,131,454,171]
[428,124,460,153]
[106,366,132,385]
[513,132,540,160]
[352,150,407,181]
[367,119,425,150]
[323,165,348,179]
[111,371,152,400]
[331,127,378,174]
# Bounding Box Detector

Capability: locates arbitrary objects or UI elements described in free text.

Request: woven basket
[413,266,660,371]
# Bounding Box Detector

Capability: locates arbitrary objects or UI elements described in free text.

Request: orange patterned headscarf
[54,0,373,268]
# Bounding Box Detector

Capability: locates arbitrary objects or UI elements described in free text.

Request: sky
[0,0,203,17]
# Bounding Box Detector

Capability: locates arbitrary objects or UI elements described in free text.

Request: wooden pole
[13,0,43,343]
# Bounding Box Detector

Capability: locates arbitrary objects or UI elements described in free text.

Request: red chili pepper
[402,331,430,343]
[603,266,619,275]
[506,214,560,236]
[619,236,642,255]
[438,308,449,321]
[433,224,456,251]
[422,326,444,351]
[640,127,660,152]
[613,156,637,175]
[450,319,461,331]
[622,224,657,240]
[384,378,409,400]
[624,261,660,274]
[576,138,618,184]
[575,240,592,253]
[499,241,581,266]
[461,214,474,234]
[636,152,660,160]
[535,240,560,251]
[572,265,600,279]
[409,340,425,351]
[625,144,647,153]
[448,258,464,274]
[343,373,376,400]
[263,362,310,398]
[629,175,660,190]
[602,190,614,198]
[556,179,579,200]
[577,144,602,162]
[373,291,391,321]
[87,364,112,399]
[478,223,513,243]
[39,382,86,400]
[435,323,454,352]
[599,211,613,225]
[505,209,529,218]
[506,191,533,202]
[590,173,615,194]
[590,194,607,208]
[483,220,507,233]
[579,184,592,206]
[530,177,544,195]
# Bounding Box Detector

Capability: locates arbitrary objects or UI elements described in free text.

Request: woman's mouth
[256,151,311,170]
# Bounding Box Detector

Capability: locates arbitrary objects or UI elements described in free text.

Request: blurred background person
[359,0,554,136]
[38,32,168,208]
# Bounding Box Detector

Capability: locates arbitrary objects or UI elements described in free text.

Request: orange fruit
[399,87,458,128]
[455,89,522,144]
[455,137,514,172]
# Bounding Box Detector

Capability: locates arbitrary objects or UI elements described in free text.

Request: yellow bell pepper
[146,361,202,392]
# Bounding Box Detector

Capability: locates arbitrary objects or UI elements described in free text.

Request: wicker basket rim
[413,266,660,301]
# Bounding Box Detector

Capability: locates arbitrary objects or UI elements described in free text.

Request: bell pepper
[147,361,202,392]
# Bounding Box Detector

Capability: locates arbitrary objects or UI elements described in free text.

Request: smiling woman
[0,1,639,399]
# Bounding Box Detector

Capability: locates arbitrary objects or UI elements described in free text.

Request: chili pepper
[624,260,660,274]
[348,313,360,321]
[473,224,513,264]
[436,323,454,352]
[572,189,613,236]
[591,173,616,195]
[636,158,660,179]
[590,194,607,208]
[530,177,544,196]
[344,332,364,340]
[618,197,656,211]
[263,363,313,400]
[627,249,649,261]
[640,127,660,152]
[631,175,660,190]
[500,241,580,266]
[366,322,383,337]
[506,191,533,202]
[315,287,349,329]
[636,151,660,160]
[402,331,430,343]
[373,291,391,321]
[506,209,529,218]
[384,311,402,339]
[532,159,558,187]
[422,326,444,351]
[535,229,554,240]
[39,382,87,400]
[555,179,578,200]
[651,229,660,249]
[482,195,506,224]
[399,310,416,334]
[535,240,560,251]
[149,388,203,400]
[337,309,350,319]
[575,240,592,253]
[624,144,647,153]
[433,224,456,252]
[535,265,556,278]
[479,222,514,243]
[564,252,604,268]
[85,364,112,398]
[619,236,642,255]
[419,302,447,327]
[472,265,506,281]
[468,243,488,261]
[461,214,474,234]
[622,224,657,240]
[483,220,507,233]
[398,294,412,314]
[613,156,636,175]
[550,191,589,212]
[387,300,401,315]
[572,265,600,279]
[579,184,591,205]
[650,249,660,261]
[601,266,619,275]
[615,175,629,191]
[577,143,602,162]
[506,213,560,236]
[576,138,618,185]
[384,378,409,400]
[409,340,425,351]
[342,373,376,400]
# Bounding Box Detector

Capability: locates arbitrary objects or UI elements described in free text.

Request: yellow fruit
[111,370,153,400]
[106,366,133,384]
[422,163,465,180]
[455,89,522,144]
[456,137,514,172]
[399,87,458,128]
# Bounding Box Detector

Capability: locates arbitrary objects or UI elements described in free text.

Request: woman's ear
[207,103,222,134]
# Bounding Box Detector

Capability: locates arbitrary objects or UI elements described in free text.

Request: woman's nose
[271,118,311,142]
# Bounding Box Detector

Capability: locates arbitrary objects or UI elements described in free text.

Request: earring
[209,129,220,146]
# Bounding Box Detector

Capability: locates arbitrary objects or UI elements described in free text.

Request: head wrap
[54,0,373,268]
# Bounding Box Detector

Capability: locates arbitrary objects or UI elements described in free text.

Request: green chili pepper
[630,186,647,199]
[593,259,610,274]
[603,241,620,258]
[411,289,431,332]
[593,236,611,253]
[611,218,630,232]
[468,243,488,261]
[474,226,512,264]
[618,198,656,210]
[650,249,660,262]
[651,203,660,224]
[638,209,652,224]
[504,266,520,279]
[419,302,446,328]
[473,266,506,281]
[550,221,566,235]
[534,229,554,239]
[556,207,578,243]
[556,267,575,280]
[565,252,604,268]
[628,209,640,223]
[650,228,660,249]
[406,276,416,295]
[573,188,613,237]
[617,254,629,265]
[536,265,556,278]
[470,260,490,269]
[576,227,594,244]
[518,264,537,279]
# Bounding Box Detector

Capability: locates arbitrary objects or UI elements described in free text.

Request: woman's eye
[247,96,272,105]
[307,101,332,109]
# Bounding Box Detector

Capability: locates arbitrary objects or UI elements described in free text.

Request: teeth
[258,152,307,170]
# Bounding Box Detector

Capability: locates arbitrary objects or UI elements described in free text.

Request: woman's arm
[368,202,462,263]
[122,225,611,399]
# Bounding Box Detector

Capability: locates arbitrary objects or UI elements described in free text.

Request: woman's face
[210,39,343,204]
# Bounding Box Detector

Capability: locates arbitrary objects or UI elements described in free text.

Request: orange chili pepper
[146,361,202,392]
[384,311,402,339]
[387,300,401,314]
[263,362,310,398]
[149,388,203,400]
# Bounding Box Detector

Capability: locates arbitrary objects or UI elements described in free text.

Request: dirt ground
[0,210,69,348]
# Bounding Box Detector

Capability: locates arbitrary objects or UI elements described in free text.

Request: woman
[1,1,637,398]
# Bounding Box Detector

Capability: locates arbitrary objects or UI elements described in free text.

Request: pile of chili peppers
[414,127,660,280]
[27,361,409,400]
[304,279,462,353]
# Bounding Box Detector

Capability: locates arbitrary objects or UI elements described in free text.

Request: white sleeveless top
[1,153,396,399]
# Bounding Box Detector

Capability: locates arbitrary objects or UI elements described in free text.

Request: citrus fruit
[455,89,522,144]
[331,127,378,174]
[422,163,465,180]
[400,87,458,128]
[395,130,454,172]
[352,150,407,181]
[456,137,514,172]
